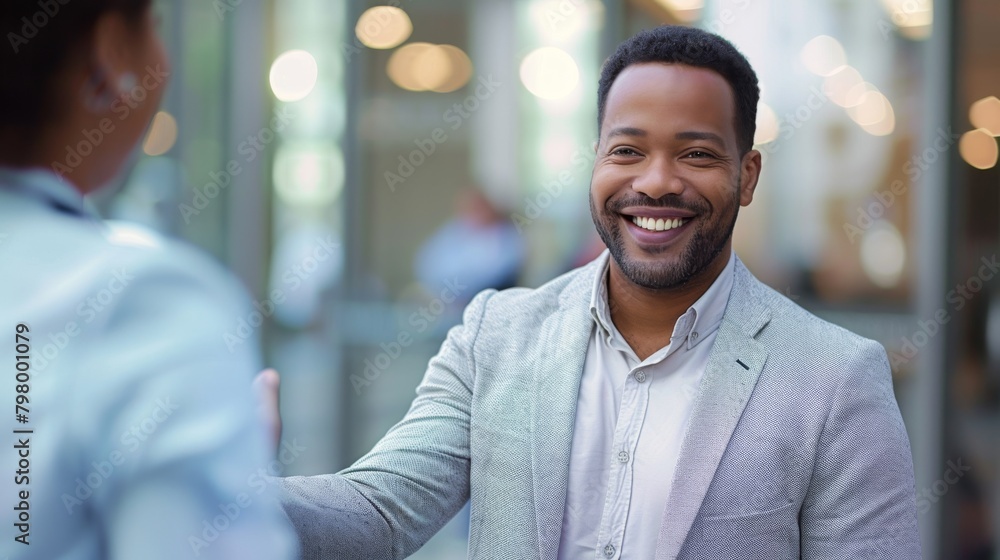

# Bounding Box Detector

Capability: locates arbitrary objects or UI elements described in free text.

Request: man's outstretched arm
[277,290,494,560]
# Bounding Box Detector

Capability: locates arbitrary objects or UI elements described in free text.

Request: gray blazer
[279,254,921,559]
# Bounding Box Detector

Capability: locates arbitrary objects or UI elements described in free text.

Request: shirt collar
[589,249,736,352]
[0,166,95,219]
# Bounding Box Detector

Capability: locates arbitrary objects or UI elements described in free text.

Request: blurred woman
[0,2,295,558]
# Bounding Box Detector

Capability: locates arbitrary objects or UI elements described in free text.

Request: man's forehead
[606,62,733,102]
[602,62,738,137]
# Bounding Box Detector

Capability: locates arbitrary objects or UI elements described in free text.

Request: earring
[81,71,139,113]
[117,72,138,95]
[81,70,114,113]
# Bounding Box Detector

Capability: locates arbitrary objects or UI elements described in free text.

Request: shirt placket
[594,358,652,560]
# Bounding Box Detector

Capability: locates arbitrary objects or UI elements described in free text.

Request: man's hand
[252,368,283,453]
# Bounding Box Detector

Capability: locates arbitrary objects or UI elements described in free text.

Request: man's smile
[630,215,688,231]
[617,207,696,247]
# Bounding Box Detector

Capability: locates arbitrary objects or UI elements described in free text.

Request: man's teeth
[631,216,688,232]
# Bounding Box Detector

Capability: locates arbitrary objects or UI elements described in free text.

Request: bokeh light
[822,66,865,107]
[860,221,906,288]
[519,47,580,100]
[959,129,999,169]
[800,35,847,77]
[273,143,345,206]
[969,96,1000,136]
[754,102,779,145]
[269,50,319,102]
[387,43,473,92]
[355,6,412,50]
[848,90,890,126]
[142,111,178,156]
[880,0,933,40]
[430,45,473,93]
[653,0,704,23]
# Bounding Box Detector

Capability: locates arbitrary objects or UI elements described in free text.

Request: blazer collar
[588,250,738,354]
[531,253,772,560]
[530,255,603,558]
[655,258,773,560]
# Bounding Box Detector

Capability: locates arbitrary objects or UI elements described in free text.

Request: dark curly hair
[598,25,760,154]
[1,0,152,154]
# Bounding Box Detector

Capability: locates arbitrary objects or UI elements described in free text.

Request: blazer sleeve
[278,289,493,559]
[799,339,921,559]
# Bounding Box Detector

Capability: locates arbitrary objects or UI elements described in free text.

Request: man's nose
[630,157,685,199]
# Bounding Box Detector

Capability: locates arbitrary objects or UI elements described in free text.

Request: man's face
[590,63,760,290]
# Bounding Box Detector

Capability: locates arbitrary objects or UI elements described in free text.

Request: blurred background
[92,0,998,557]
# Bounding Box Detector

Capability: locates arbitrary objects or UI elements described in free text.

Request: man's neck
[606,250,730,360]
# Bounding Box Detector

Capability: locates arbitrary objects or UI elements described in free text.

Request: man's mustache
[605,194,707,214]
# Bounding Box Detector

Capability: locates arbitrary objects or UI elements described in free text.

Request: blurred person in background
[269,25,919,559]
[414,186,526,316]
[0,1,295,558]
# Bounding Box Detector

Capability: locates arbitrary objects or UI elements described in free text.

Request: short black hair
[0,0,152,155]
[598,25,760,154]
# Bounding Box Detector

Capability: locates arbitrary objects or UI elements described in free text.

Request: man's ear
[88,12,136,99]
[738,149,762,207]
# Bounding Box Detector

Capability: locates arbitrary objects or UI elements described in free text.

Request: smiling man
[276,26,921,559]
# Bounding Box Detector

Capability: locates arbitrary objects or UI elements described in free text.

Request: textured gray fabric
[279,254,920,559]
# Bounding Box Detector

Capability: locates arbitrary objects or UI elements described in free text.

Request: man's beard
[589,185,740,290]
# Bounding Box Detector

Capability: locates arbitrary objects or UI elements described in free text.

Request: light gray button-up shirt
[557,250,736,560]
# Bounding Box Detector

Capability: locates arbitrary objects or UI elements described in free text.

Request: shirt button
[634,371,647,383]
[690,331,699,341]
[603,543,616,558]
[617,450,629,463]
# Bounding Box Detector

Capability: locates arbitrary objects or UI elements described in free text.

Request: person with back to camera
[0,2,296,558]
[263,25,922,559]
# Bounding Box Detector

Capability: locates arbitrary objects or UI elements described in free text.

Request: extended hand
[252,368,283,453]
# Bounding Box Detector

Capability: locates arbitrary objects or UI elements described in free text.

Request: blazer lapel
[655,259,772,560]
[530,260,600,559]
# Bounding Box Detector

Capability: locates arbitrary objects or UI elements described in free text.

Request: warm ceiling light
[653,0,704,23]
[822,66,864,107]
[848,90,890,126]
[848,90,896,136]
[959,129,999,169]
[355,6,412,50]
[843,82,877,108]
[879,0,933,40]
[412,45,452,91]
[520,47,580,100]
[387,43,456,92]
[970,96,1000,136]
[800,35,847,77]
[859,101,896,137]
[429,45,473,93]
[387,43,435,91]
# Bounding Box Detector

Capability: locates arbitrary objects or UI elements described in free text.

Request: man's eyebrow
[605,126,647,139]
[676,131,726,146]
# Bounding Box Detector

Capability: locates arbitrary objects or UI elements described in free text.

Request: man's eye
[611,147,639,156]
[685,151,713,158]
